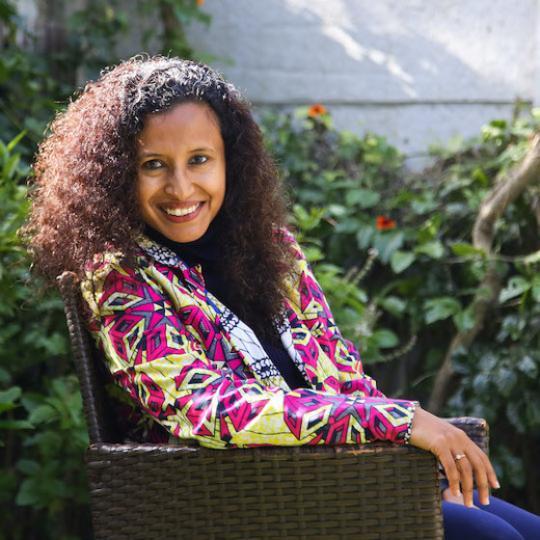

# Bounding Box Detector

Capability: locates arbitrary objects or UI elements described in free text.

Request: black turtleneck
[143,216,309,390]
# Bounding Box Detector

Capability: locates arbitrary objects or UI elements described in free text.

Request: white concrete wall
[186,0,539,167]
[16,0,539,167]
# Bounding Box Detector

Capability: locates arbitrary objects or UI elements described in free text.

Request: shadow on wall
[185,0,529,103]
[182,0,531,162]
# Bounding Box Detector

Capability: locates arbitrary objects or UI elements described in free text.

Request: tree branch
[427,134,540,414]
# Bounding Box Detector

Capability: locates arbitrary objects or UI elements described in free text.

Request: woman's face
[136,101,226,243]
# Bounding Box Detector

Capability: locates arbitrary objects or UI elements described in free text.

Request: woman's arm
[279,228,500,505]
[81,255,416,449]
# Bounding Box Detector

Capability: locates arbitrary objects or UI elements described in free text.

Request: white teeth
[163,203,201,217]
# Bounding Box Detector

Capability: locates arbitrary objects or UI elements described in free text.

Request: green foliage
[263,108,409,361]
[263,105,540,510]
[0,0,211,155]
[0,135,90,539]
[0,1,211,537]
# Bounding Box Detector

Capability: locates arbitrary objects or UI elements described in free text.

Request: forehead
[137,101,222,150]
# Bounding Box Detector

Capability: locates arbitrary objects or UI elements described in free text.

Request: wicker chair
[58,271,489,540]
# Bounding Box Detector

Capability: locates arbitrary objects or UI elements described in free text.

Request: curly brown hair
[22,55,297,341]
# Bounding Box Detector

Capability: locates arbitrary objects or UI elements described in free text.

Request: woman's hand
[409,407,500,508]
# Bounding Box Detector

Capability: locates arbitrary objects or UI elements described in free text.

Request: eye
[189,155,209,165]
[141,159,165,171]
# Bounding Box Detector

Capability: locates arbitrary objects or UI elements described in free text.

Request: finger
[466,449,490,505]
[441,487,451,502]
[439,449,461,497]
[456,455,474,507]
[479,451,500,490]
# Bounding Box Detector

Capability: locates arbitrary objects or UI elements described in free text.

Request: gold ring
[454,453,466,462]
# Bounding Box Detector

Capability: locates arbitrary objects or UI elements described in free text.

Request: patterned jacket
[80,228,416,449]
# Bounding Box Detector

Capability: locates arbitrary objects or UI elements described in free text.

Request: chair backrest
[57,271,122,444]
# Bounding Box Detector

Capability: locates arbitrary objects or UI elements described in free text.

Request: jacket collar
[135,234,205,290]
[134,233,339,395]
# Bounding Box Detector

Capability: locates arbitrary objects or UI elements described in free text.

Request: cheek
[213,177,226,210]
[135,180,153,214]
[215,165,226,201]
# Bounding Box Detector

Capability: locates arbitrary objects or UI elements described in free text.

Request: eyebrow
[139,147,216,158]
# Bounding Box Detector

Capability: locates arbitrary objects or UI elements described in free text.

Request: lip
[160,201,205,223]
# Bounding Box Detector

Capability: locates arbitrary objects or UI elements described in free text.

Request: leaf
[493,367,517,397]
[303,246,324,263]
[327,204,347,217]
[0,367,10,384]
[506,402,526,435]
[411,197,437,214]
[499,276,531,303]
[345,189,380,208]
[415,240,444,259]
[379,296,406,317]
[450,243,486,258]
[355,225,373,249]
[453,306,475,332]
[3,153,20,180]
[424,297,462,324]
[0,419,33,430]
[526,396,540,427]
[390,250,415,273]
[28,404,56,424]
[292,204,325,231]
[375,232,404,263]
[472,373,490,393]
[532,275,540,302]
[6,131,26,152]
[15,478,42,507]
[0,386,21,408]
[517,356,537,378]
[522,250,540,265]
[372,329,399,348]
[16,459,40,475]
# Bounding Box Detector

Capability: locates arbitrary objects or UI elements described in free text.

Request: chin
[161,224,208,244]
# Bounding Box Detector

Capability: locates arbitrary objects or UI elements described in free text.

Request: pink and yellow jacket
[80,228,416,449]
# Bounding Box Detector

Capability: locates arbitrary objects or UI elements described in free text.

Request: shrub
[262,105,540,511]
[0,135,90,539]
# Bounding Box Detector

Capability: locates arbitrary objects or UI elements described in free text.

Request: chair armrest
[85,442,444,539]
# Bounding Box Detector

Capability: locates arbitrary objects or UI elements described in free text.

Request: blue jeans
[443,490,540,539]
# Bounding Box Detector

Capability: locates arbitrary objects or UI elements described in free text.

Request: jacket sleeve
[278,227,396,400]
[81,253,416,449]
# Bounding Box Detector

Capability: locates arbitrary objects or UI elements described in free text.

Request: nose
[164,166,195,199]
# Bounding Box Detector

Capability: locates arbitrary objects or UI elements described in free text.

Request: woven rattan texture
[87,443,443,540]
[58,271,121,443]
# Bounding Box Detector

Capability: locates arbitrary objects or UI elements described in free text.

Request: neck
[143,210,227,265]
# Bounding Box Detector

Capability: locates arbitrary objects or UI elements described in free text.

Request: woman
[24,55,540,539]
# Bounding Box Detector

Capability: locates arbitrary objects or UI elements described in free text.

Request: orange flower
[196,0,204,6]
[307,103,328,118]
[375,215,396,231]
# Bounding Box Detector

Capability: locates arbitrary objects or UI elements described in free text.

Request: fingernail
[495,481,501,489]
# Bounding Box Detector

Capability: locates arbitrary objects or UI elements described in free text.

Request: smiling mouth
[160,202,205,222]
[162,202,203,217]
